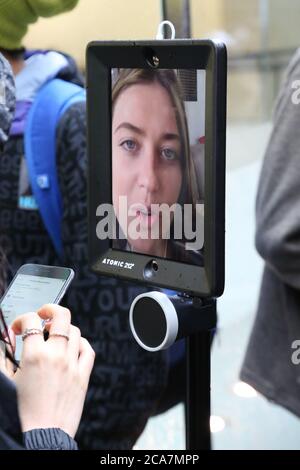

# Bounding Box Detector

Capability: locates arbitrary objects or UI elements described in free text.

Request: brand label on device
[102,258,135,270]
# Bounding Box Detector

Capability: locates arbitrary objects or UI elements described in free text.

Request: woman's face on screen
[112,81,183,257]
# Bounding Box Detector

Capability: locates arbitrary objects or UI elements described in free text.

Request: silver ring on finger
[49,332,69,341]
[22,328,43,341]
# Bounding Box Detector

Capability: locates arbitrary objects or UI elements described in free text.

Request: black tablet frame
[87,40,226,297]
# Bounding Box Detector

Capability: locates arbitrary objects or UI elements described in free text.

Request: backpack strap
[24,78,86,258]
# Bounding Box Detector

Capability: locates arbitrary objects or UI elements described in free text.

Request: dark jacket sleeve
[255,48,300,290]
[0,371,78,450]
[0,371,24,449]
[23,429,78,450]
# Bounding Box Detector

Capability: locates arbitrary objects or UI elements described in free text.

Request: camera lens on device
[143,260,159,280]
[152,261,158,272]
[143,47,160,68]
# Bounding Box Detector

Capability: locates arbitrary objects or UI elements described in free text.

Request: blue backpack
[24,78,86,258]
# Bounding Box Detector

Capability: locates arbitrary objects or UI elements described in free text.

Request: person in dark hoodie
[0,50,95,451]
[0,0,168,450]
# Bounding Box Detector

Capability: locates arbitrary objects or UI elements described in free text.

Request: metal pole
[259,0,271,119]
[185,298,216,450]
[160,0,168,38]
[182,0,191,38]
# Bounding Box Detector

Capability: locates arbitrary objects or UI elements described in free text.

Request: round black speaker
[129,292,179,351]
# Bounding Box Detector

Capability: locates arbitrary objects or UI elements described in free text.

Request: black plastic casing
[87,40,227,298]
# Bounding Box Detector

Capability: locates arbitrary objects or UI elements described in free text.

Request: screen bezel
[0,264,75,304]
[17,264,73,281]
[87,40,226,298]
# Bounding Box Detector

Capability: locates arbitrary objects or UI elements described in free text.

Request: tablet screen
[111,68,205,266]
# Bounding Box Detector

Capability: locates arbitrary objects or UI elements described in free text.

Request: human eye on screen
[120,139,139,153]
[161,147,179,161]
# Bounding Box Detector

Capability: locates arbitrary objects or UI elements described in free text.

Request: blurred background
[24,0,300,449]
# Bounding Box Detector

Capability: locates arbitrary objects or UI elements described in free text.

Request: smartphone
[0,264,74,360]
[87,40,226,298]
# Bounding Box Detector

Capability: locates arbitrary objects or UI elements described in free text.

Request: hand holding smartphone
[0,264,74,360]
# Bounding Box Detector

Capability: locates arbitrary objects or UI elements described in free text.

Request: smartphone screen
[0,264,74,360]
